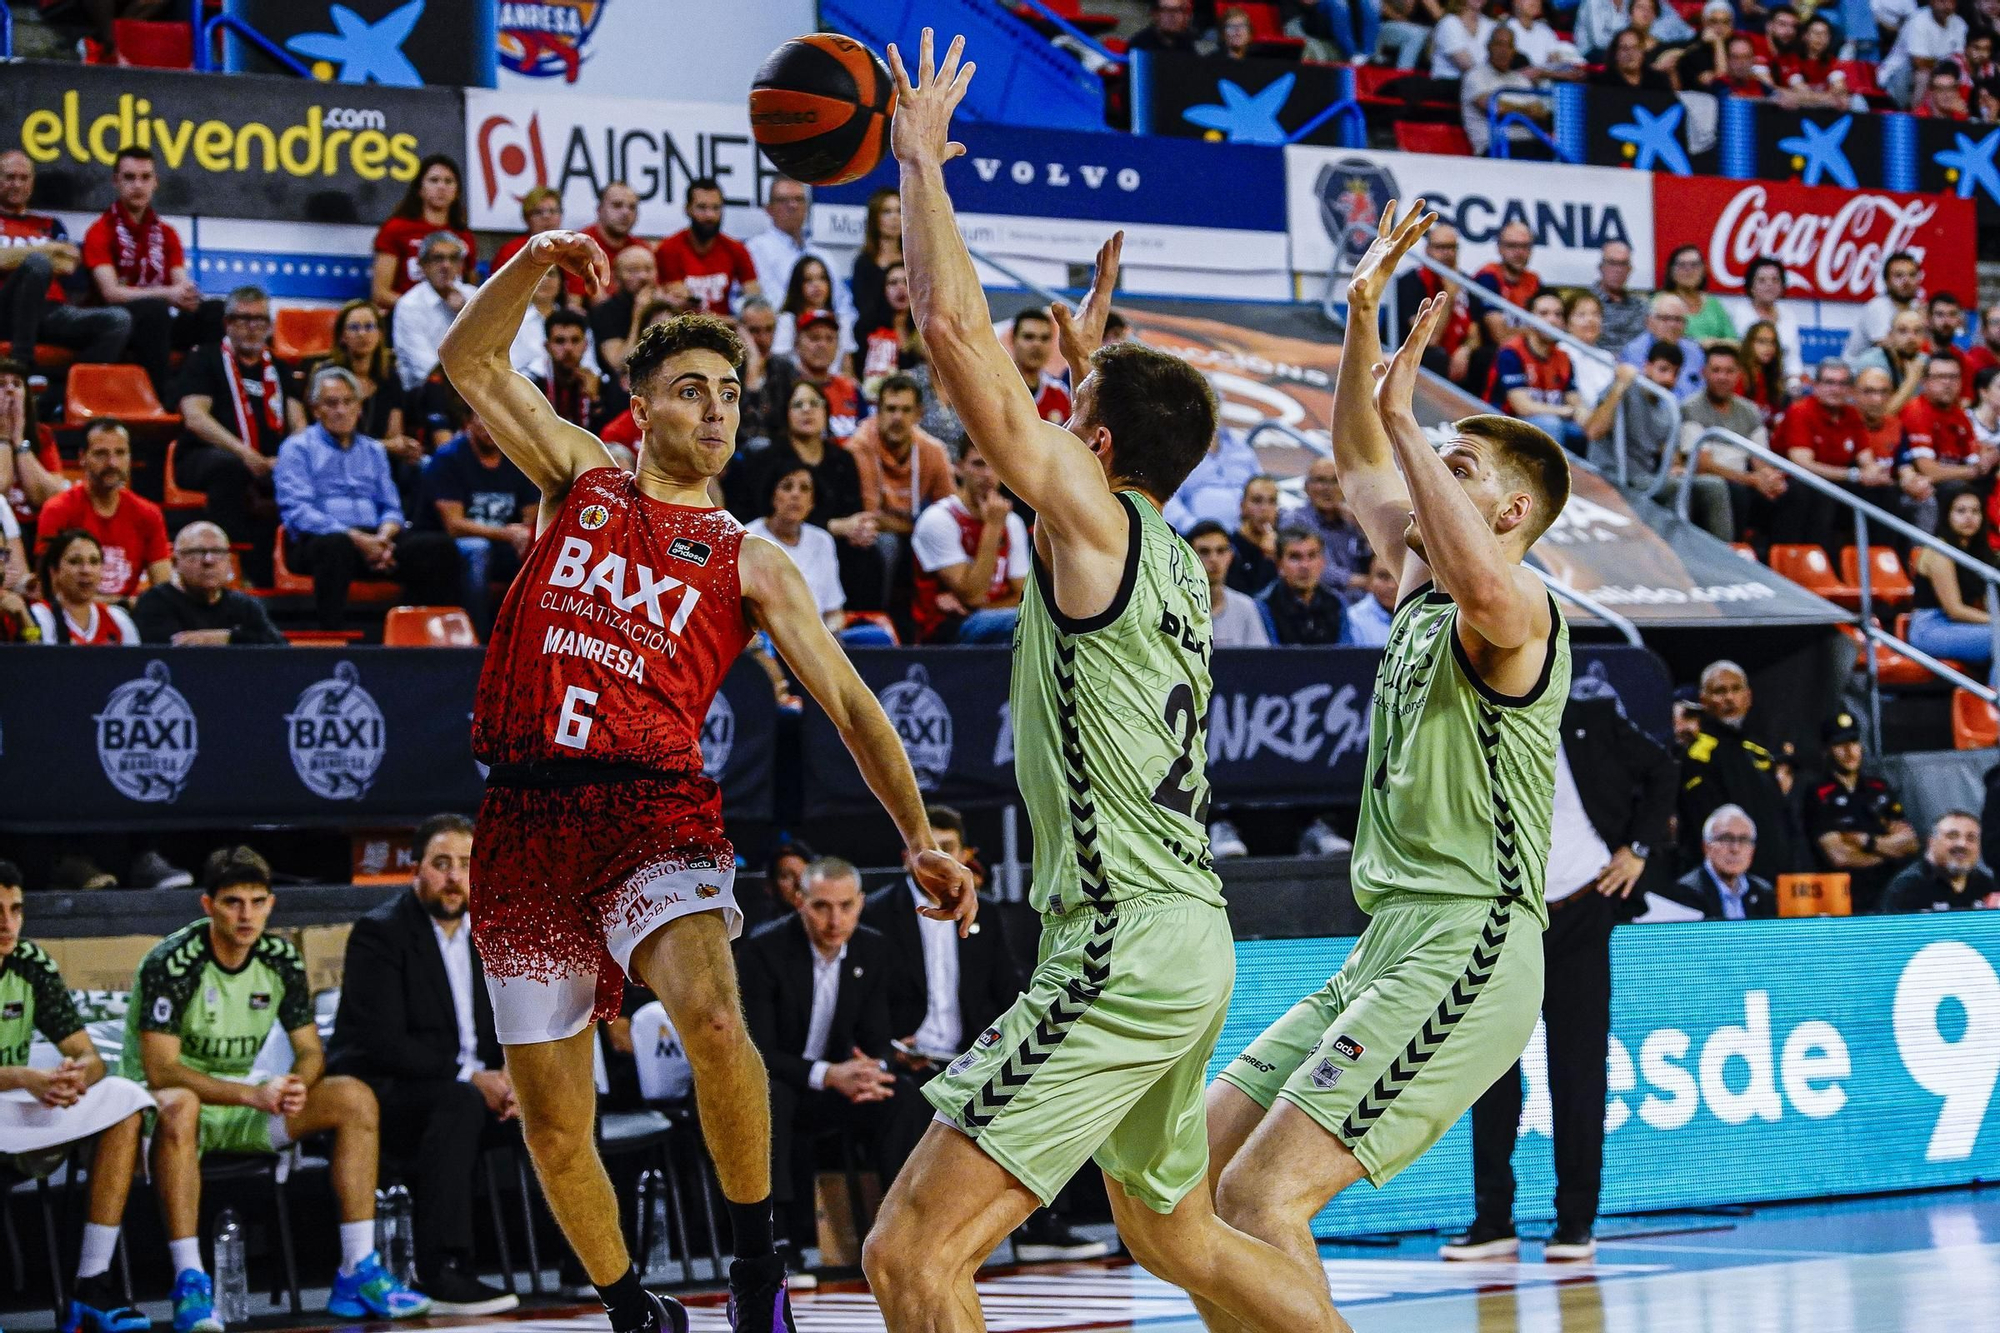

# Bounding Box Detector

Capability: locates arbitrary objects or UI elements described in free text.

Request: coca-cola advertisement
[1651,175,1976,305]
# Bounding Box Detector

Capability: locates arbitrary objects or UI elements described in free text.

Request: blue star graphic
[1181,75,1294,145]
[1606,103,1691,174]
[1935,126,2000,205]
[285,0,425,86]
[1775,116,1856,188]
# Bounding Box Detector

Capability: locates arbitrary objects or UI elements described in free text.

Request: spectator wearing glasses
[1881,810,1999,911]
[372,155,478,316]
[1394,222,1476,385]
[392,233,543,393]
[133,521,285,646]
[1770,358,1897,547]
[1619,294,1704,397]
[1669,806,1777,919]
[82,146,218,394]
[1129,0,1203,52]
[1679,661,1797,885]
[1662,246,1739,345]
[1591,240,1651,354]
[1902,355,1992,500]
[174,286,306,551]
[746,178,854,336]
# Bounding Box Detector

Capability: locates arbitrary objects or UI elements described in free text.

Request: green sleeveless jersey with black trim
[1351,585,1570,928]
[0,941,83,1067]
[1012,492,1226,916]
[119,921,314,1083]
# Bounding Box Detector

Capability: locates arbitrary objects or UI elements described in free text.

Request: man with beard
[1844,251,1925,359]
[34,419,170,603]
[330,815,522,1315]
[655,178,760,318]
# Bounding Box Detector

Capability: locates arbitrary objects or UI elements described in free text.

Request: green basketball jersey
[0,941,83,1067]
[1012,492,1225,915]
[1351,586,1570,928]
[120,921,313,1084]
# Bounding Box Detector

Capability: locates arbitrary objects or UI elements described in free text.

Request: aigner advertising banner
[0,650,773,831]
[0,62,465,224]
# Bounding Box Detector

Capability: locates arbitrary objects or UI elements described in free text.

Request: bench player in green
[1203,201,1572,1326]
[119,847,429,1333]
[863,31,1347,1333]
[0,863,155,1333]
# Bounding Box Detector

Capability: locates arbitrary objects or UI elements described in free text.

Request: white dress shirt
[803,941,848,1091]
[907,878,964,1060]
[1544,744,1614,903]
[746,224,856,327]
[392,280,547,390]
[430,918,483,1081]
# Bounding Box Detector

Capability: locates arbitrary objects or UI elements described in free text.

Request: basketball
[748,33,897,186]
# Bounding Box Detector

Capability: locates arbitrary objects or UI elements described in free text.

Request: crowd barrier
[1225,912,2000,1236]
[0,644,1669,833]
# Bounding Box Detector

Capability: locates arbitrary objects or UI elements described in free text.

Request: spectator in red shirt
[1902,357,1993,507]
[1962,301,2000,383]
[27,528,138,645]
[1488,290,1585,453]
[487,185,563,276]
[1008,309,1071,423]
[0,358,65,535]
[577,182,647,303]
[0,150,130,378]
[770,308,860,445]
[1771,359,1897,548]
[371,154,477,315]
[1472,220,1542,349]
[1770,14,1851,106]
[1927,292,1973,396]
[34,420,171,603]
[1853,365,1937,531]
[1919,66,1973,118]
[1718,34,1778,97]
[82,146,213,393]
[910,436,1030,644]
[535,308,602,431]
[654,177,760,317]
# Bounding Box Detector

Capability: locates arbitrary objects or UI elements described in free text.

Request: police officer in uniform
[1802,711,1919,913]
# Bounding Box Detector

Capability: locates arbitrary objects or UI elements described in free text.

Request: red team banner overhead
[1651,175,1976,305]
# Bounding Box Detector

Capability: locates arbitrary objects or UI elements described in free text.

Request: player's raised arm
[1336,200,1436,572]
[438,232,616,505]
[739,537,979,934]
[889,31,1125,549]
[1376,295,1550,654]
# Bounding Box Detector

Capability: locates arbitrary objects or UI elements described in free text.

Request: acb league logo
[1315,157,1396,274]
[497,0,604,83]
[879,666,953,790]
[95,661,198,803]
[286,662,386,801]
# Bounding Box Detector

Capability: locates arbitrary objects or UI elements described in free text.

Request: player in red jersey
[439,232,975,1333]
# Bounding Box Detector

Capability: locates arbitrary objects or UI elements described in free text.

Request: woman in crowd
[855,261,922,392]
[771,255,849,360]
[1972,365,2000,449]
[370,154,477,315]
[27,529,137,645]
[488,186,564,274]
[851,188,903,332]
[1564,291,1643,446]
[1740,320,1792,426]
[324,300,411,444]
[1626,0,1696,61]
[1430,0,1496,78]
[1590,25,1676,88]
[1909,486,2000,675]
[1217,5,1257,57]
[1773,15,1853,104]
[1665,245,1739,344]
[1740,259,1805,390]
[747,465,850,635]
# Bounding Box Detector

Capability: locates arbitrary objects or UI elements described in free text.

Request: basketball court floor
[12,1187,1994,1333]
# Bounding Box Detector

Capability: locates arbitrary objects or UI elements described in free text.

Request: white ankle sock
[339,1222,377,1276]
[77,1223,120,1281]
[168,1236,203,1276]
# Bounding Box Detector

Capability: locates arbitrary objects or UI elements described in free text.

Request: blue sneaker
[63,1274,152,1333]
[169,1270,222,1333]
[327,1253,431,1320]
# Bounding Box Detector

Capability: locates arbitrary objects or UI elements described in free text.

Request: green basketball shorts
[142,1103,283,1157]
[1216,892,1542,1186]
[925,893,1233,1214]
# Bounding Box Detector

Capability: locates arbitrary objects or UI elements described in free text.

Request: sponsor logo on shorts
[1239,1055,1276,1074]
[1310,1058,1342,1090]
[249,992,271,1010]
[578,505,609,531]
[684,855,718,872]
[0,1001,21,1020]
[668,537,712,567]
[1333,1035,1365,1061]
[696,883,721,899]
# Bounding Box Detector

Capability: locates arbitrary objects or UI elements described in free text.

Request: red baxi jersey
[472,468,753,773]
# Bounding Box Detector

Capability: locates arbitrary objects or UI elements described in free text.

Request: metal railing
[1678,425,2000,737]
[1017,0,1123,68]
[196,13,313,76]
[1485,90,1572,162]
[1,5,12,59]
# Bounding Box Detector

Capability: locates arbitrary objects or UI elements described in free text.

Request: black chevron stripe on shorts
[1338,899,1511,1141]
[960,633,1116,1132]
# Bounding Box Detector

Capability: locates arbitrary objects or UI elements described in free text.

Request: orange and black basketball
[749,33,896,186]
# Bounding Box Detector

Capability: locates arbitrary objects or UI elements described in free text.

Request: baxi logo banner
[286,661,387,801]
[95,661,198,804]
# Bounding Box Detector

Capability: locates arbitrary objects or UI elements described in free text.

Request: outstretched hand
[1373,291,1451,424]
[526,231,610,301]
[1346,198,1436,314]
[910,847,980,937]
[1052,231,1124,380]
[887,29,976,167]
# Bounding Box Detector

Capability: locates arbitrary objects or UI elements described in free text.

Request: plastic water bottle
[635,1168,674,1280]
[213,1210,249,1324]
[374,1187,396,1268]
[384,1183,416,1286]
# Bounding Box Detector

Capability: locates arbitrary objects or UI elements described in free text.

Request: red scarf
[223,345,284,449]
[108,204,170,288]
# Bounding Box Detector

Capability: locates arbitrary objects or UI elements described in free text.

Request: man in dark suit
[1443,690,1677,1264]
[1667,804,1777,919]
[329,814,518,1314]
[862,805,1106,1262]
[738,856,928,1254]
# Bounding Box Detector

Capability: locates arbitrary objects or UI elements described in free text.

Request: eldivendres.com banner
[1220,913,2000,1236]
[0,62,464,224]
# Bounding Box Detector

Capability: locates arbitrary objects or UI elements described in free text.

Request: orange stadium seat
[1841,620,1938,689]
[65,364,180,428]
[383,606,478,647]
[112,19,194,69]
[272,529,401,604]
[1394,122,1474,156]
[1240,2,1305,56]
[1952,688,1999,749]
[1767,543,1861,608]
[842,610,901,645]
[160,439,206,512]
[1839,545,1915,608]
[273,307,339,364]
